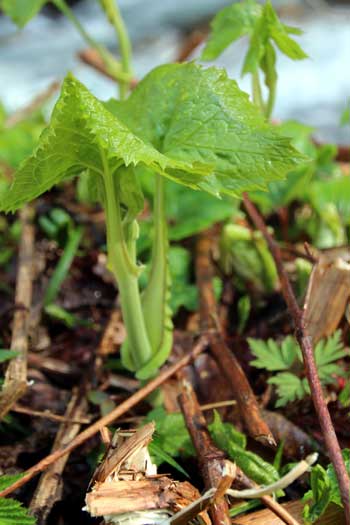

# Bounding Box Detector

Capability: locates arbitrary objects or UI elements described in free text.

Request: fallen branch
[242,192,350,524]
[195,231,275,446]
[29,388,88,524]
[0,206,35,419]
[178,377,235,525]
[0,335,208,498]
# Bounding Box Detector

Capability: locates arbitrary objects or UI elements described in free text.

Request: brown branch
[178,377,234,525]
[195,231,275,446]
[0,336,208,498]
[242,193,350,524]
[12,404,90,425]
[0,206,35,419]
[29,388,88,524]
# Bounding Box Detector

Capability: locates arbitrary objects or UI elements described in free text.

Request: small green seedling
[201,0,308,118]
[0,63,302,380]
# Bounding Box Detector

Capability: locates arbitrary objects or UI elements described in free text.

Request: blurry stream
[0,0,349,143]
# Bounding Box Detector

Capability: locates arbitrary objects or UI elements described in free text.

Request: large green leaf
[0,74,210,213]
[201,0,262,61]
[0,0,47,27]
[106,63,303,197]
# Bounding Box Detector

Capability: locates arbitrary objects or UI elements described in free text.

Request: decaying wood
[90,423,156,488]
[304,248,350,344]
[86,421,207,523]
[0,336,208,498]
[178,377,235,525]
[195,231,275,446]
[29,389,88,524]
[0,206,35,420]
[243,193,350,524]
[86,477,202,517]
[231,499,346,525]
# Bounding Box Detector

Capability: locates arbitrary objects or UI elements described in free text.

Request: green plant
[0,63,301,380]
[248,331,347,407]
[0,474,35,525]
[220,221,278,293]
[201,0,307,119]
[146,407,279,486]
[303,449,350,524]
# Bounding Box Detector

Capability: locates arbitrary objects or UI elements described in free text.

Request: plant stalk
[252,71,265,113]
[53,0,130,84]
[265,80,277,120]
[102,161,152,369]
[142,174,172,354]
[99,0,133,99]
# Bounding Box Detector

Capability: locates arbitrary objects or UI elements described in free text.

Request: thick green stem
[99,0,133,99]
[252,71,265,114]
[142,174,172,354]
[265,80,276,120]
[53,0,130,84]
[102,160,152,369]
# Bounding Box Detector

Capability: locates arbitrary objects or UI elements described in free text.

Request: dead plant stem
[242,192,350,524]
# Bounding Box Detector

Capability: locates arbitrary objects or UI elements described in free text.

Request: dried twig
[0,206,35,419]
[29,388,88,524]
[178,378,234,525]
[195,232,275,446]
[0,336,208,498]
[12,404,90,425]
[242,193,350,523]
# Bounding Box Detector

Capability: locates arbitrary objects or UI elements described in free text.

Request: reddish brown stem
[195,232,275,446]
[0,336,208,498]
[178,377,233,525]
[242,192,350,524]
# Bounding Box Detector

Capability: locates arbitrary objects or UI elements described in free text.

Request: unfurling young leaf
[202,0,307,119]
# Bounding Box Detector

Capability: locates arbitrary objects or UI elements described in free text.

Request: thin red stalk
[243,192,350,524]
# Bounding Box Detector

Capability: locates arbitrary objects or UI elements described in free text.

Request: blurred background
[0,0,349,143]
